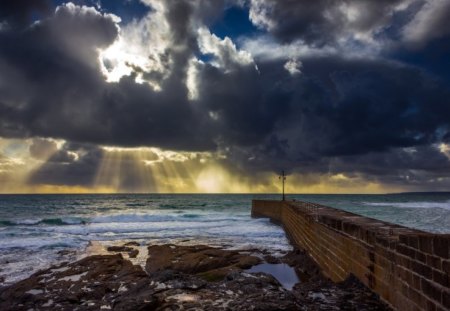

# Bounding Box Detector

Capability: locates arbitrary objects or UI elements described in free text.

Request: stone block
[411,260,432,279]
[441,288,449,309]
[432,269,449,287]
[433,236,449,259]
[426,254,442,271]
[421,278,442,303]
[418,235,434,254]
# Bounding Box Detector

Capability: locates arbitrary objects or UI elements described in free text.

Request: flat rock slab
[146,244,261,280]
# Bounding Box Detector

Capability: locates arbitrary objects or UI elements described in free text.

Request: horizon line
[1,191,449,196]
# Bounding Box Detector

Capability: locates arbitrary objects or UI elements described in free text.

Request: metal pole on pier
[279,170,286,201]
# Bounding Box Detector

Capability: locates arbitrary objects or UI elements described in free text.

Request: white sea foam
[363,200,450,210]
[14,219,42,225]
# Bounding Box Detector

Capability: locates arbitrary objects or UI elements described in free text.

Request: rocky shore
[0,243,391,310]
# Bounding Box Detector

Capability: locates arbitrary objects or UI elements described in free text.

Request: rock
[263,254,280,264]
[146,244,261,280]
[57,249,76,256]
[128,249,139,258]
[151,269,299,311]
[107,245,139,259]
[0,244,392,311]
[123,241,140,247]
[0,254,149,311]
[107,246,134,253]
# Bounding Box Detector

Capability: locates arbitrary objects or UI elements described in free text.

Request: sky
[0,0,450,194]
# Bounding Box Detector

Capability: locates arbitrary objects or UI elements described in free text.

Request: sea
[1,193,449,285]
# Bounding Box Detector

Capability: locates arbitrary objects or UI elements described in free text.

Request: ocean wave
[0,220,15,226]
[0,217,86,227]
[0,236,81,249]
[90,213,180,223]
[363,201,450,210]
[89,212,245,224]
[0,213,245,227]
[158,202,207,209]
[182,214,200,218]
[125,202,147,207]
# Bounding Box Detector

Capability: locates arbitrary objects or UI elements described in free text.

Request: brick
[388,240,398,250]
[397,254,413,269]
[419,235,433,254]
[408,236,420,249]
[432,269,449,287]
[400,235,409,244]
[377,245,396,261]
[411,273,422,291]
[397,265,412,284]
[401,281,410,296]
[443,260,450,274]
[415,251,427,263]
[376,236,390,248]
[408,286,424,307]
[425,299,437,311]
[433,236,449,259]
[394,294,415,311]
[342,221,360,237]
[426,255,442,271]
[442,289,449,309]
[421,278,442,303]
[397,243,416,258]
[411,260,432,279]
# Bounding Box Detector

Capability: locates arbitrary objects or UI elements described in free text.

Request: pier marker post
[279,170,286,201]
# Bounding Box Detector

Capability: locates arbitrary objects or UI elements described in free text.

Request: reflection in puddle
[247,263,300,290]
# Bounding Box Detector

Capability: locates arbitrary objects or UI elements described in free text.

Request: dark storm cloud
[0,2,216,151]
[0,0,51,30]
[1,0,450,190]
[336,145,450,177]
[248,0,411,45]
[197,62,289,146]
[216,56,450,178]
[28,143,103,187]
[327,145,450,191]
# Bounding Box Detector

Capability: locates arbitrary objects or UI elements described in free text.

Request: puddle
[246,263,300,290]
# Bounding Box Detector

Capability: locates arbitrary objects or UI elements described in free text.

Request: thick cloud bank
[0,0,450,190]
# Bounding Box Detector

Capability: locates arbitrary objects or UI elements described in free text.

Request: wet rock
[128,249,139,258]
[0,244,392,311]
[107,246,134,253]
[152,270,299,310]
[146,244,261,281]
[123,241,140,247]
[57,249,76,256]
[107,245,139,259]
[264,254,280,264]
[0,254,149,311]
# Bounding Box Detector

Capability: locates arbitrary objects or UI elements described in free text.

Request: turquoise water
[0,193,449,284]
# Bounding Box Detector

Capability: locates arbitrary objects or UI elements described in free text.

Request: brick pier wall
[252,200,450,311]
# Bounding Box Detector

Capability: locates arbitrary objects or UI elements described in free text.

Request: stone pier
[252,200,450,311]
